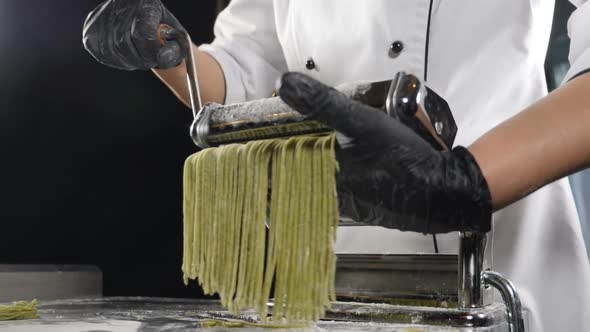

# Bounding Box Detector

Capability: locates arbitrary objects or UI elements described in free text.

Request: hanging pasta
[183,134,339,324]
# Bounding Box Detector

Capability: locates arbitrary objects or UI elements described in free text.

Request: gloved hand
[279,72,492,234]
[83,0,186,71]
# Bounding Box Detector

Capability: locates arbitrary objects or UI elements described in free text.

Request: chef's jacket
[199,1,590,331]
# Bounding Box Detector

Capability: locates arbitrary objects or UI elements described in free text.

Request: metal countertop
[0,297,474,332]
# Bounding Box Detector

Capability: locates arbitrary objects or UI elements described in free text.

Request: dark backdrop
[0,1,218,297]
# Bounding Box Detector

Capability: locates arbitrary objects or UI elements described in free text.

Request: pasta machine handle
[157,24,203,128]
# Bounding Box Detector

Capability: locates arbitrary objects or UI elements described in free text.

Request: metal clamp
[458,231,487,308]
[483,270,526,332]
[458,231,525,332]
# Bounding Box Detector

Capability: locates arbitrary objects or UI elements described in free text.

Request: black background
[0,1,218,298]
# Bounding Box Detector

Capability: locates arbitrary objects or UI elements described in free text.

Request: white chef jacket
[199,1,590,331]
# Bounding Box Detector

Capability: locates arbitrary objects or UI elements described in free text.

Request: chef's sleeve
[563,0,590,82]
[199,0,287,104]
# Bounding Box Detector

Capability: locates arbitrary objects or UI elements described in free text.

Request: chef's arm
[470,72,590,210]
[82,0,225,106]
[152,45,226,106]
[279,72,590,234]
[472,0,590,209]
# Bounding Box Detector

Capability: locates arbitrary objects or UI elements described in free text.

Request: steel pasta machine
[161,26,527,331]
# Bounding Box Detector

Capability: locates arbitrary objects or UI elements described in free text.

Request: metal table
[0,297,508,331]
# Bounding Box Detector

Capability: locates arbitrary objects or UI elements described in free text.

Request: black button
[306,58,316,70]
[389,41,404,57]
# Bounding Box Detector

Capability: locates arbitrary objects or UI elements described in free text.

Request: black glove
[279,72,492,234]
[83,0,186,71]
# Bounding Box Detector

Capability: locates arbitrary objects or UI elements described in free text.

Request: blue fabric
[569,171,590,258]
[546,1,590,258]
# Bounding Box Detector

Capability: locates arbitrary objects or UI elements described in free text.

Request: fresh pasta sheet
[183,134,339,323]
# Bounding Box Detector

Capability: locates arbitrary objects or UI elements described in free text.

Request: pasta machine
[160,26,527,331]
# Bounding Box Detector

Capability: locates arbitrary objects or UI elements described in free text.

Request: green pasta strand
[309,139,323,321]
[182,156,193,284]
[0,300,38,321]
[182,134,339,324]
[259,147,282,319]
[273,138,297,320]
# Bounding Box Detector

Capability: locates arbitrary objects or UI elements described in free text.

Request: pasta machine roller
[157,26,457,151]
[160,26,526,332]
